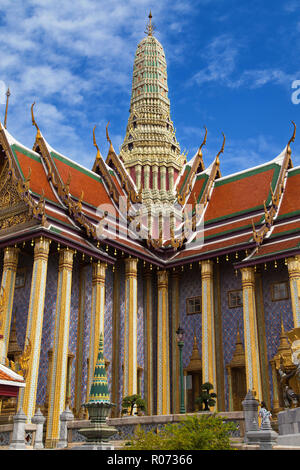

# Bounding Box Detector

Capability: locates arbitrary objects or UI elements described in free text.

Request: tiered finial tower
[119,13,185,208]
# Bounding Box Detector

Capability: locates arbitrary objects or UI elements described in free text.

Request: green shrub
[125,414,236,450]
[121,394,146,416]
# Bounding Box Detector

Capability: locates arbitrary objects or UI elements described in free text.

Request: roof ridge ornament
[145,11,155,36]
[4,87,10,129]
[215,132,225,166]
[31,102,42,140]
[197,126,207,157]
[287,120,296,156]
[93,125,102,160]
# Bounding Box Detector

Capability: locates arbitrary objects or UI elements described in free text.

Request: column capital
[201,259,214,278]
[92,260,106,284]
[240,266,255,286]
[3,246,19,270]
[58,248,74,271]
[125,257,138,277]
[287,256,300,278]
[157,269,169,288]
[34,237,50,261]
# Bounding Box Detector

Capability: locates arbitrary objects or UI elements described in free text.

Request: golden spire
[4,87,10,129]
[145,11,155,36]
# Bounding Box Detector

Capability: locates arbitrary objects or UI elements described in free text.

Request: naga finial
[4,87,10,129]
[106,121,112,145]
[31,102,41,139]
[216,132,226,164]
[198,126,207,157]
[145,11,155,36]
[287,120,296,155]
[93,125,102,160]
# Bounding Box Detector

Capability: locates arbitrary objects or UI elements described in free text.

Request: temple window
[228,290,243,308]
[186,296,201,315]
[271,281,289,301]
[128,142,133,151]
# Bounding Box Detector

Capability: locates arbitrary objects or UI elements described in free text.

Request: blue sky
[1,0,300,175]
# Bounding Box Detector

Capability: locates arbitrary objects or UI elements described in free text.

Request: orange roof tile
[205,164,279,223]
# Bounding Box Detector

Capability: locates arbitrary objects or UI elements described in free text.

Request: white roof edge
[0,363,25,382]
[217,147,287,183]
[3,127,40,158]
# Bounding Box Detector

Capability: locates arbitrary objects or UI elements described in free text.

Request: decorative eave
[0,120,47,226]
[30,105,99,240]
[105,123,142,205]
[176,127,207,206]
[91,125,122,205]
[237,122,297,266]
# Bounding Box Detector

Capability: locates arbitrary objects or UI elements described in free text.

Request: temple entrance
[226,324,247,411]
[184,334,202,412]
[186,372,202,412]
[231,367,247,411]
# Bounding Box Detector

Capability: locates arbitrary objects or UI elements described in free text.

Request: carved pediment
[0,161,33,232]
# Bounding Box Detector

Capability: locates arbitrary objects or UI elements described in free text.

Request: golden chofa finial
[287,120,296,155]
[215,132,226,165]
[145,11,155,36]
[4,87,10,129]
[93,125,102,160]
[31,102,41,139]
[197,126,207,157]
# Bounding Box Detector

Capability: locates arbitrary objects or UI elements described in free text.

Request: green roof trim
[251,241,300,261]
[270,226,300,240]
[179,165,191,192]
[50,151,102,183]
[196,173,209,203]
[49,226,62,234]
[204,162,281,225]
[204,221,256,241]
[10,144,42,180]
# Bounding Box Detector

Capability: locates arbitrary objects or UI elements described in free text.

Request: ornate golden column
[0,246,19,364]
[143,267,153,415]
[123,257,138,398]
[74,264,86,417]
[171,269,180,414]
[87,261,106,397]
[18,237,50,421]
[45,248,74,448]
[240,266,262,401]
[157,269,170,415]
[111,265,121,417]
[287,256,300,327]
[201,260,217,401]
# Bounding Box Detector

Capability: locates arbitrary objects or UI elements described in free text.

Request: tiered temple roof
[0,15,299,269]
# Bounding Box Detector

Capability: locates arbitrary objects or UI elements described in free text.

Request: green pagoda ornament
[75,333,117,450]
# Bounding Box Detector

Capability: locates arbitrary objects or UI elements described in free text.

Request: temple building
[0,14,300,448]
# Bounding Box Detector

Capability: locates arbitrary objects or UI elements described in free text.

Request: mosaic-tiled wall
[261,260,293,407]
[118,262,125,411]
[104,265,114,392]
[219,261,244,410]
[178,265,202,368]
[137,266,144,397]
